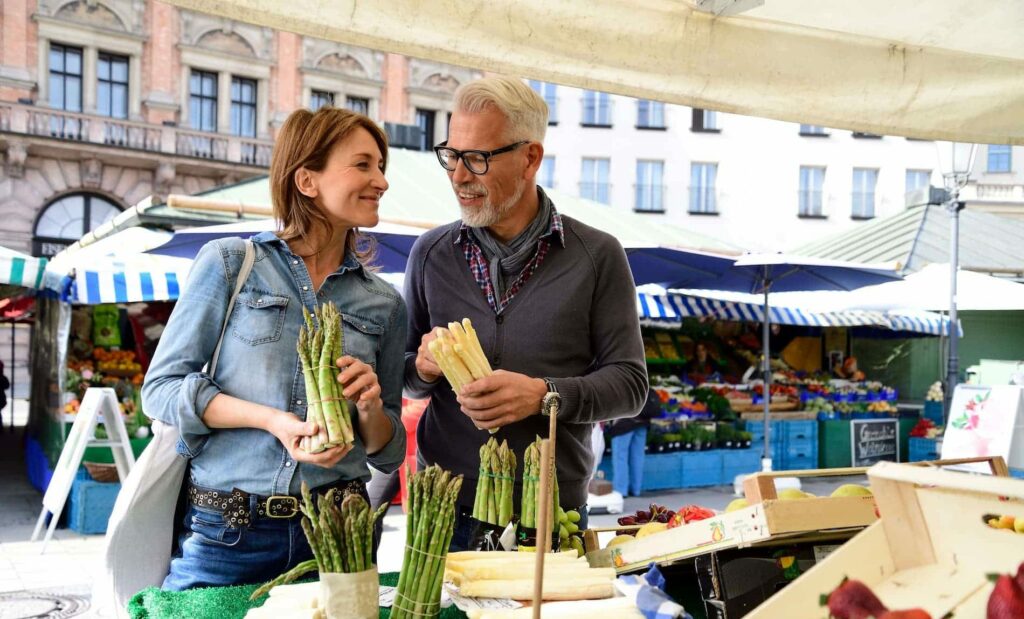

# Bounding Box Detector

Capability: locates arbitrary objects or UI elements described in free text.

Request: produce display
[392,465,463,619]
[820,567,1024,619]
[445,551,615,601]
[985,514,1024,535]
[472,437,516,528]
[250,483,388,599]
[297,303,355,453]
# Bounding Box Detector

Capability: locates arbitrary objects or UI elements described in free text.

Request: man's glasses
[433,140,529,175]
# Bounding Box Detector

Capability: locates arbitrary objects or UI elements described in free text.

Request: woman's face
[302,127,388,230]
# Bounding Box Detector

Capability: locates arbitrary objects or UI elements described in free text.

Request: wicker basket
[84,461,120,483]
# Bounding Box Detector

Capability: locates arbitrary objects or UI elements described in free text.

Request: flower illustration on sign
[950,390,990,431]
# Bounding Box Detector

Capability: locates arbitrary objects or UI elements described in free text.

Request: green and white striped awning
[0,246,47,290]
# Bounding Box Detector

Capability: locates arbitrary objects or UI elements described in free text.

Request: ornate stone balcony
[0,101,272,168]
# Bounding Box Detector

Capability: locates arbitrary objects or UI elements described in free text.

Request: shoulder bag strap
[208,240,255,379]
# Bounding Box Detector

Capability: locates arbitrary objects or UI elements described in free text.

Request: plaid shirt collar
[454,188,565,313]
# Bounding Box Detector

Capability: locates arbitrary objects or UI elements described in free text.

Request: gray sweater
[404,210,648,508]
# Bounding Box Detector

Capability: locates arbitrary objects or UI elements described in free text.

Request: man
[403,76,647,548]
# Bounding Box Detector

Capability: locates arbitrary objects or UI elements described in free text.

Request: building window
[689,163,718,214]
[310,90,334,111]
[230,77,257,137]
[635,160,665,212]
[97,52,128,119]
[415,108,436,151]
[539,156,556,189]
[799,166,825,217]
[48,43,83,112]
[580,158,611,204]
[189,70,218,132]
[528,81,558,124]
[988,145,1012,173]
[636,100,665,129]
[581,91,612,126]
[33,193,121,257]
[799,124,829,136]
[691,108,719,132]
[905,169,932,195]
[852,168,878,219]
[345,96,369,116]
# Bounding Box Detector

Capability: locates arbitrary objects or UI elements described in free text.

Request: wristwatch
[541,379,560,417]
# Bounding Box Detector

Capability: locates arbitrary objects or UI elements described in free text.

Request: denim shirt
[142,232,407,497]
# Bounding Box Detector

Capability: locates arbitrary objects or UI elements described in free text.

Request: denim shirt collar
[251,231,370,280]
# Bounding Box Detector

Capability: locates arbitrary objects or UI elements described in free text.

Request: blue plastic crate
[679,451,723,487]
[783,421,817,439]
[922,401,944,426]
[722,448,761,481]
[779,453,817,471]
[68,478,121,534]
[642,452,684,491]
[908,437,941,463]
[1009,468,1023,480]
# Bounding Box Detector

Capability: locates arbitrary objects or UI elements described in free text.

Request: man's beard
[457,179,526,228]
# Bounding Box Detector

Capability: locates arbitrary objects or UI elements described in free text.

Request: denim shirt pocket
[341,313,383,370]
[230,290,290,345]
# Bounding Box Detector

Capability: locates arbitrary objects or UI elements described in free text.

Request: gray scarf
[471,190,553,308]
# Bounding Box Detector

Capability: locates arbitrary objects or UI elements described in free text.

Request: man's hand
[267,411,353,468]
[415,330,443,383]
[457,370,547,430]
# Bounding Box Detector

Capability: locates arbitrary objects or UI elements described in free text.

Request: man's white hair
[454,76,549,143]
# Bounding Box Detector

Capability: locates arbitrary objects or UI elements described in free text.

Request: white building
[530,82,1024,252]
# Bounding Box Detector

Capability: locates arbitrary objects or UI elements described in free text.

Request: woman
[142,106,407,591]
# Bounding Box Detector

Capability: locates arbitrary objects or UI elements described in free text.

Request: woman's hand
[336,355,383,415]
[267,411,352,468]
[336,355,394,454]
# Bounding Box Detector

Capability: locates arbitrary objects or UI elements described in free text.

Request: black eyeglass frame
[432,140,529,175]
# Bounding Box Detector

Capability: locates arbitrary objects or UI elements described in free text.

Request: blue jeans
[611,428,647,496]
[163,500,314,591]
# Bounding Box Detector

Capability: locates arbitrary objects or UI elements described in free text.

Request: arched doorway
[33,193,123,257]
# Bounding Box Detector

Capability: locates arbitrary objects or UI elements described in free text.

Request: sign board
[941,385,1024,473]
[850,418,899,467]
[30,387,135,551]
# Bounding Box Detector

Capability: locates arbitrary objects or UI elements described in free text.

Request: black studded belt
[187,479,367,528]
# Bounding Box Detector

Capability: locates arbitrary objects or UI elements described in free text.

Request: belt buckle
[266,495,299,518]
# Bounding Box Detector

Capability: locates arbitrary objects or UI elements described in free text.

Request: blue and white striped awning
[58,260,191,305]
[637,292,960,336]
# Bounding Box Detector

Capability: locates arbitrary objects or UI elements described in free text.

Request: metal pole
[762,269,772,472]
[944,200,964,423]
[9,321,14,431]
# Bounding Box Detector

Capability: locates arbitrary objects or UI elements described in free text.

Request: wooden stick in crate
[532,393,560,619]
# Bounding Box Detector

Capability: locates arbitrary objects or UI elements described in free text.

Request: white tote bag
[92,241,254,617]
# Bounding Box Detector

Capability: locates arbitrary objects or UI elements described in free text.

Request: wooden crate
[584,457,1008,575]
[747,459,1024,618]
[585,466,880,573]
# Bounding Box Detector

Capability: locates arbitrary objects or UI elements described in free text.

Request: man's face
[446,108,529,228]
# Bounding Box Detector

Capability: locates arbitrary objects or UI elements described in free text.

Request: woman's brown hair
[270,106,389,265]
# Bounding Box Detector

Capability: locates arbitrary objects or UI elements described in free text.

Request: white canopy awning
[165,0,1024,144]
[0,246,47,290]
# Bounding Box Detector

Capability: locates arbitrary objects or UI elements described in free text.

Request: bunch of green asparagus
[472,437,516,527]
[297,302,354,453]
[249,482,387,600]
[520,436,557,531]
[392,465,463,619]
